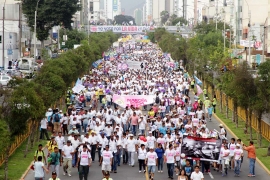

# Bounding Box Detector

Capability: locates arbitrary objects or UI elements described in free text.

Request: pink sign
[117,63,128,70]
[113,95,155,108]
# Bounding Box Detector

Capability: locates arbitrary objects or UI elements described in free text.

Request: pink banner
[196,84,203,96]
[113,95,155,108]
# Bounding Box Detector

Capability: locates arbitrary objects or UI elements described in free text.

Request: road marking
[209,172,214,179]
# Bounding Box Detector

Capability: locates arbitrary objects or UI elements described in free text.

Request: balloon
[180,153,186,158]
[143,137,147,142]
[139,136,144,141]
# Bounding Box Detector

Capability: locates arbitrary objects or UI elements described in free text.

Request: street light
[2,0,7,69]
[34,0,41,61]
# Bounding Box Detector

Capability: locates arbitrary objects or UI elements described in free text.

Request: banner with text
[113,95,155,108]
[90,26,154,33]
[181,136,222,162]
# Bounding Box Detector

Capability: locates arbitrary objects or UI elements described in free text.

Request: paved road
[23,111,268,180]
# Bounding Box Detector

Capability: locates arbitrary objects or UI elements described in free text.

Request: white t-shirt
[102,150,113,165]
[190,171,204,180]
[34,161,45,177]
[55,136,65,149]
[229,143,236,156]
[126,139,137,152]
[147,136,156,147]
[157,137,166,148]
[233,149,243,160]
[164,149,176,163]
[40,118,47,129]
[222,149,230,160]
[62,145,74,159]
[79,151,91,166]
[146,151,158,166]
[138,148,147,160]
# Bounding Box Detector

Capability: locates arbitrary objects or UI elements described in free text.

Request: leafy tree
[22,0,80,43]
[172,17,188,26]
[254,60,270,147]
[160,11,169,25]
[60,29,87,49]
[231,62,256,139]
[113,15,135,25]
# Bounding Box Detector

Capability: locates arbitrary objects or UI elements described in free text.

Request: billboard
[113,0,118,11]
[181,136,222,162]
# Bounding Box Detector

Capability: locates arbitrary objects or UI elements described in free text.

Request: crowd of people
[33,35,256,180]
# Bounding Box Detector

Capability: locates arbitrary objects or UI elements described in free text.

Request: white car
[0,75,12,86]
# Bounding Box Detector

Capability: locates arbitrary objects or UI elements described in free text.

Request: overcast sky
[121,0,145,15]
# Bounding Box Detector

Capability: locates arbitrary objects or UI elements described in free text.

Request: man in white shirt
[76,145,92,180]
[145,146,158,179]
[55,132,65,161]
[222,145,230,176]
[219,124,226,140]
[62,140,75,177]
[89,131,98,162]
[164,144,176,179]
[99,145,113,177]
[233,144,243,176]
[40,117,50,140]
[190,165,204,180]
[71,135,81,168]
[97,132,108,162]
[126,134,137,167]
[147,131,156,148]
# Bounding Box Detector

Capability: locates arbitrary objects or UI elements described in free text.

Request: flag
[194,75,202,86]
[76,78,82,86]
[196,84,203,96]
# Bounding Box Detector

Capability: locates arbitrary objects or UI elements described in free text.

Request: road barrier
[208,86,270,141]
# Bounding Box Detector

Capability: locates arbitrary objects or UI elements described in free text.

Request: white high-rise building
[146,0,153,24]
[104,0,121,21]
[88,0,101,24]
[152,0,166,24]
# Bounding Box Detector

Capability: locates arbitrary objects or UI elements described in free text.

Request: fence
[210,86,270,142]
[0,120,36,166]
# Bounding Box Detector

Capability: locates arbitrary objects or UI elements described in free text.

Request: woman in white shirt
[137,144,147,173]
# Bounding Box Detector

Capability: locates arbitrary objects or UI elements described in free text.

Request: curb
[213,113,270,175]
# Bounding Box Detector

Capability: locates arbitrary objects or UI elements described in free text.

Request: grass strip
[0,138,47,180]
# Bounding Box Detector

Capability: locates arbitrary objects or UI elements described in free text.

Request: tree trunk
[24,133,32,158]
[267,144,270,156]
[36,121,40,143]
[225,95,229,118]
[30,122,37,149]
[244,108,248,134]
[4,144,11,180]
[249,110,253,140]
[258,113,262,147]
[211,84,215,98]
[220,91,223,113]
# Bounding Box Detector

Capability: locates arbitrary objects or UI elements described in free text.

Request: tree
[22,0,80,44]
[172,17,188,26]
[231,62,256,139]
[113,15,135,25]
[255,60,270,147]
[160,11,169,25]
[60,29,87,49]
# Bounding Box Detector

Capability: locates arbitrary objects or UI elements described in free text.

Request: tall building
[146,0,153,24]
[104,0,121,21]
[142,4,147,24]
[165,0,181,16]
[152,0,166,24]
[134,9,143,25]
[88,0,101,24]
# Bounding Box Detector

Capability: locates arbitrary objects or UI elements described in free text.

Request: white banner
[90,26,154,33]
[113,95,155,108]
[72,84,85,94]
[126,60,141,69]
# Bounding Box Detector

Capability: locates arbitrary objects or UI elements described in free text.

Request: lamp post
[2,0,7,69]
[34,0,40,61]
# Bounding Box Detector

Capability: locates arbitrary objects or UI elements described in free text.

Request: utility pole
[248,10,251,63]
[2,0,7,69]
[18,2,22,58]
[215,0,218,30]
[34,0,40,61]
[194,0,197,26]
[223,9,226,53]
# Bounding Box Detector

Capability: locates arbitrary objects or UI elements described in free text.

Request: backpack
[155,96,160,104]
[224,128,227,137]
[36,150,45,159]
[54,114,60,122]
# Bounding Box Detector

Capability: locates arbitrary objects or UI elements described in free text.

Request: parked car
[0,75,12,86]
